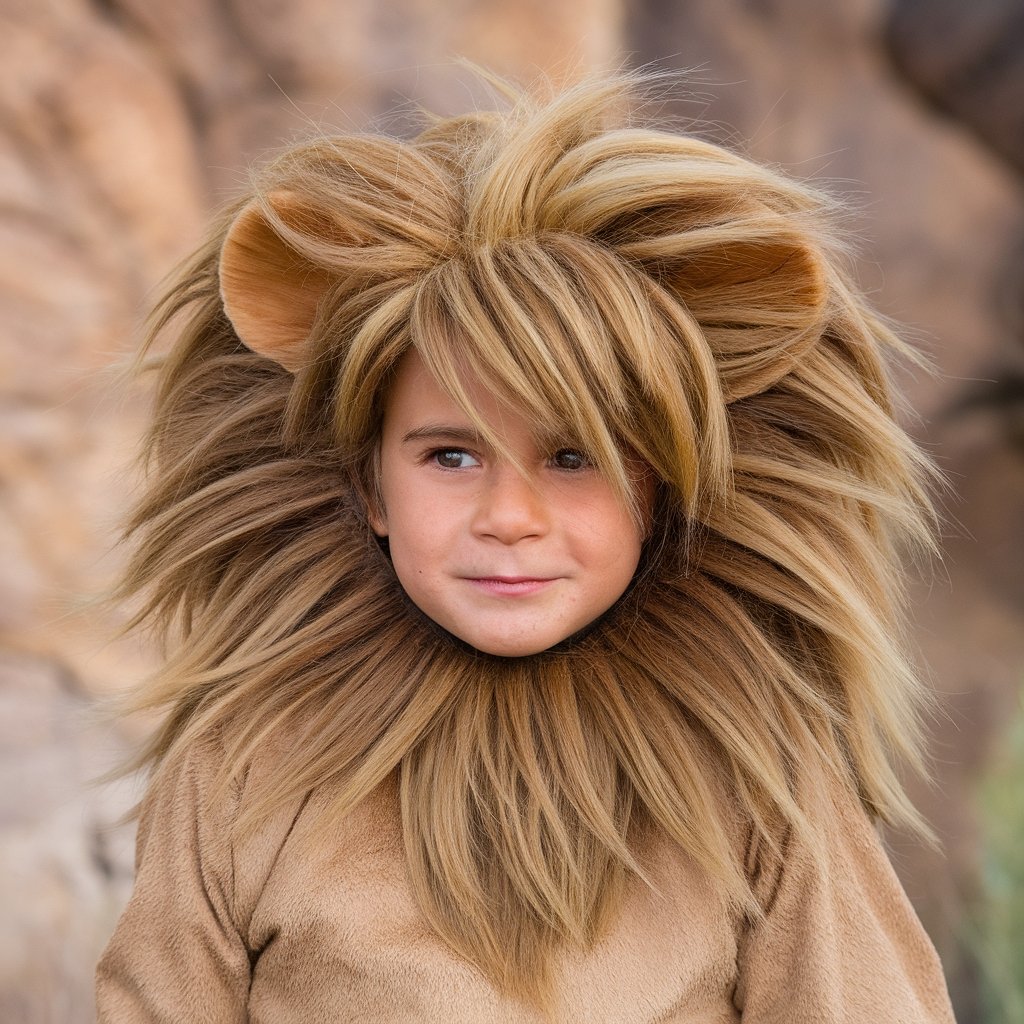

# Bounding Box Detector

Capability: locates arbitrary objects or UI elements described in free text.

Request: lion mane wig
[113,71,944,1012]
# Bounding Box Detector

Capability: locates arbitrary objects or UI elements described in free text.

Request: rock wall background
[1,1,1021,1021]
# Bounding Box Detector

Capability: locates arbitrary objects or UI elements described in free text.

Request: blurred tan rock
[0,2,205,690]
[0,650,137,1023]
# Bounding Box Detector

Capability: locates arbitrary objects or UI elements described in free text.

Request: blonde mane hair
[111,69,945,1015]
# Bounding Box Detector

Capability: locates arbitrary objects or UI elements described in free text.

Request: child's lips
[465,576,558,596]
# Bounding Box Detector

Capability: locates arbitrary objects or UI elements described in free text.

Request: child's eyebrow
[400,424,486,446]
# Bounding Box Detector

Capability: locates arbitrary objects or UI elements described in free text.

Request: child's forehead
[380,347,581,445]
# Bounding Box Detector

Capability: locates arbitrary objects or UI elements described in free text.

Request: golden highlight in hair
[110,69,946,1015]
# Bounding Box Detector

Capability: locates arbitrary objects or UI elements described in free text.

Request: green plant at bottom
[965,679,1024,1024]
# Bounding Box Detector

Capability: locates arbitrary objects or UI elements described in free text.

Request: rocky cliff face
[1,1,1021,1021]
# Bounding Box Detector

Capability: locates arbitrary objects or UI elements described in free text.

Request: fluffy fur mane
[110,70,945,1015]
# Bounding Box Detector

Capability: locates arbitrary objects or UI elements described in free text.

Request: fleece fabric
[95,727,957,1023]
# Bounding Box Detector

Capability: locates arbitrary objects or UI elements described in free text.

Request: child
[95,70,958,1022]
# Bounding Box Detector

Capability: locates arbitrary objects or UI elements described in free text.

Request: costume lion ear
[219,191,336,372]
[618,225,828,403]
[660,226,829,403]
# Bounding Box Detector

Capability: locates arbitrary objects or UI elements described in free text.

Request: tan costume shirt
[96,729,957,1023]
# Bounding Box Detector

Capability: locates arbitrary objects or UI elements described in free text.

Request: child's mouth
[466,577,557,596]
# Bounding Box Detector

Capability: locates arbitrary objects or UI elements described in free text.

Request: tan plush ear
[668,229,830,403]
[219,191,336,372]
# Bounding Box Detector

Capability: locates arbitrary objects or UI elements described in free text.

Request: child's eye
[550,448,591,471]
[431,448,480,469]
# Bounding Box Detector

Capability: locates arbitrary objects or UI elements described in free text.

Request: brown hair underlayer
[107,69,946,1015]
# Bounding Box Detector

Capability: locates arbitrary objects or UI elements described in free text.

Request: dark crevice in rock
[88,824,117,882]
[883,0,1024,174]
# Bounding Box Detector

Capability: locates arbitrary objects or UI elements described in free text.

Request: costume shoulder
[733,760,956,1023]
[95,726,312,1023]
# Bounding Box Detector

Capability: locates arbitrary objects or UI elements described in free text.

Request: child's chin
[432,615,579,659]
[445,616,612,659]
[452,628,563,659]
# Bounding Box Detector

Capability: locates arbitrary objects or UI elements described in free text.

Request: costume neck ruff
[236,491,753,1002]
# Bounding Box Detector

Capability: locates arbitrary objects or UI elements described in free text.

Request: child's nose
[470,467,550,543]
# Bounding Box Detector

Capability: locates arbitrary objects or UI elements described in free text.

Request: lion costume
[95,72,956,1023]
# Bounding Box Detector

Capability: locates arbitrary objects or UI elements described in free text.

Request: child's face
[368,350,655,657]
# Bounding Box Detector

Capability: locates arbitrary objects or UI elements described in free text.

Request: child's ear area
[634,466,659,543]
[218,190,336,373]
[367,504,388,538]
[356,443,389,537]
